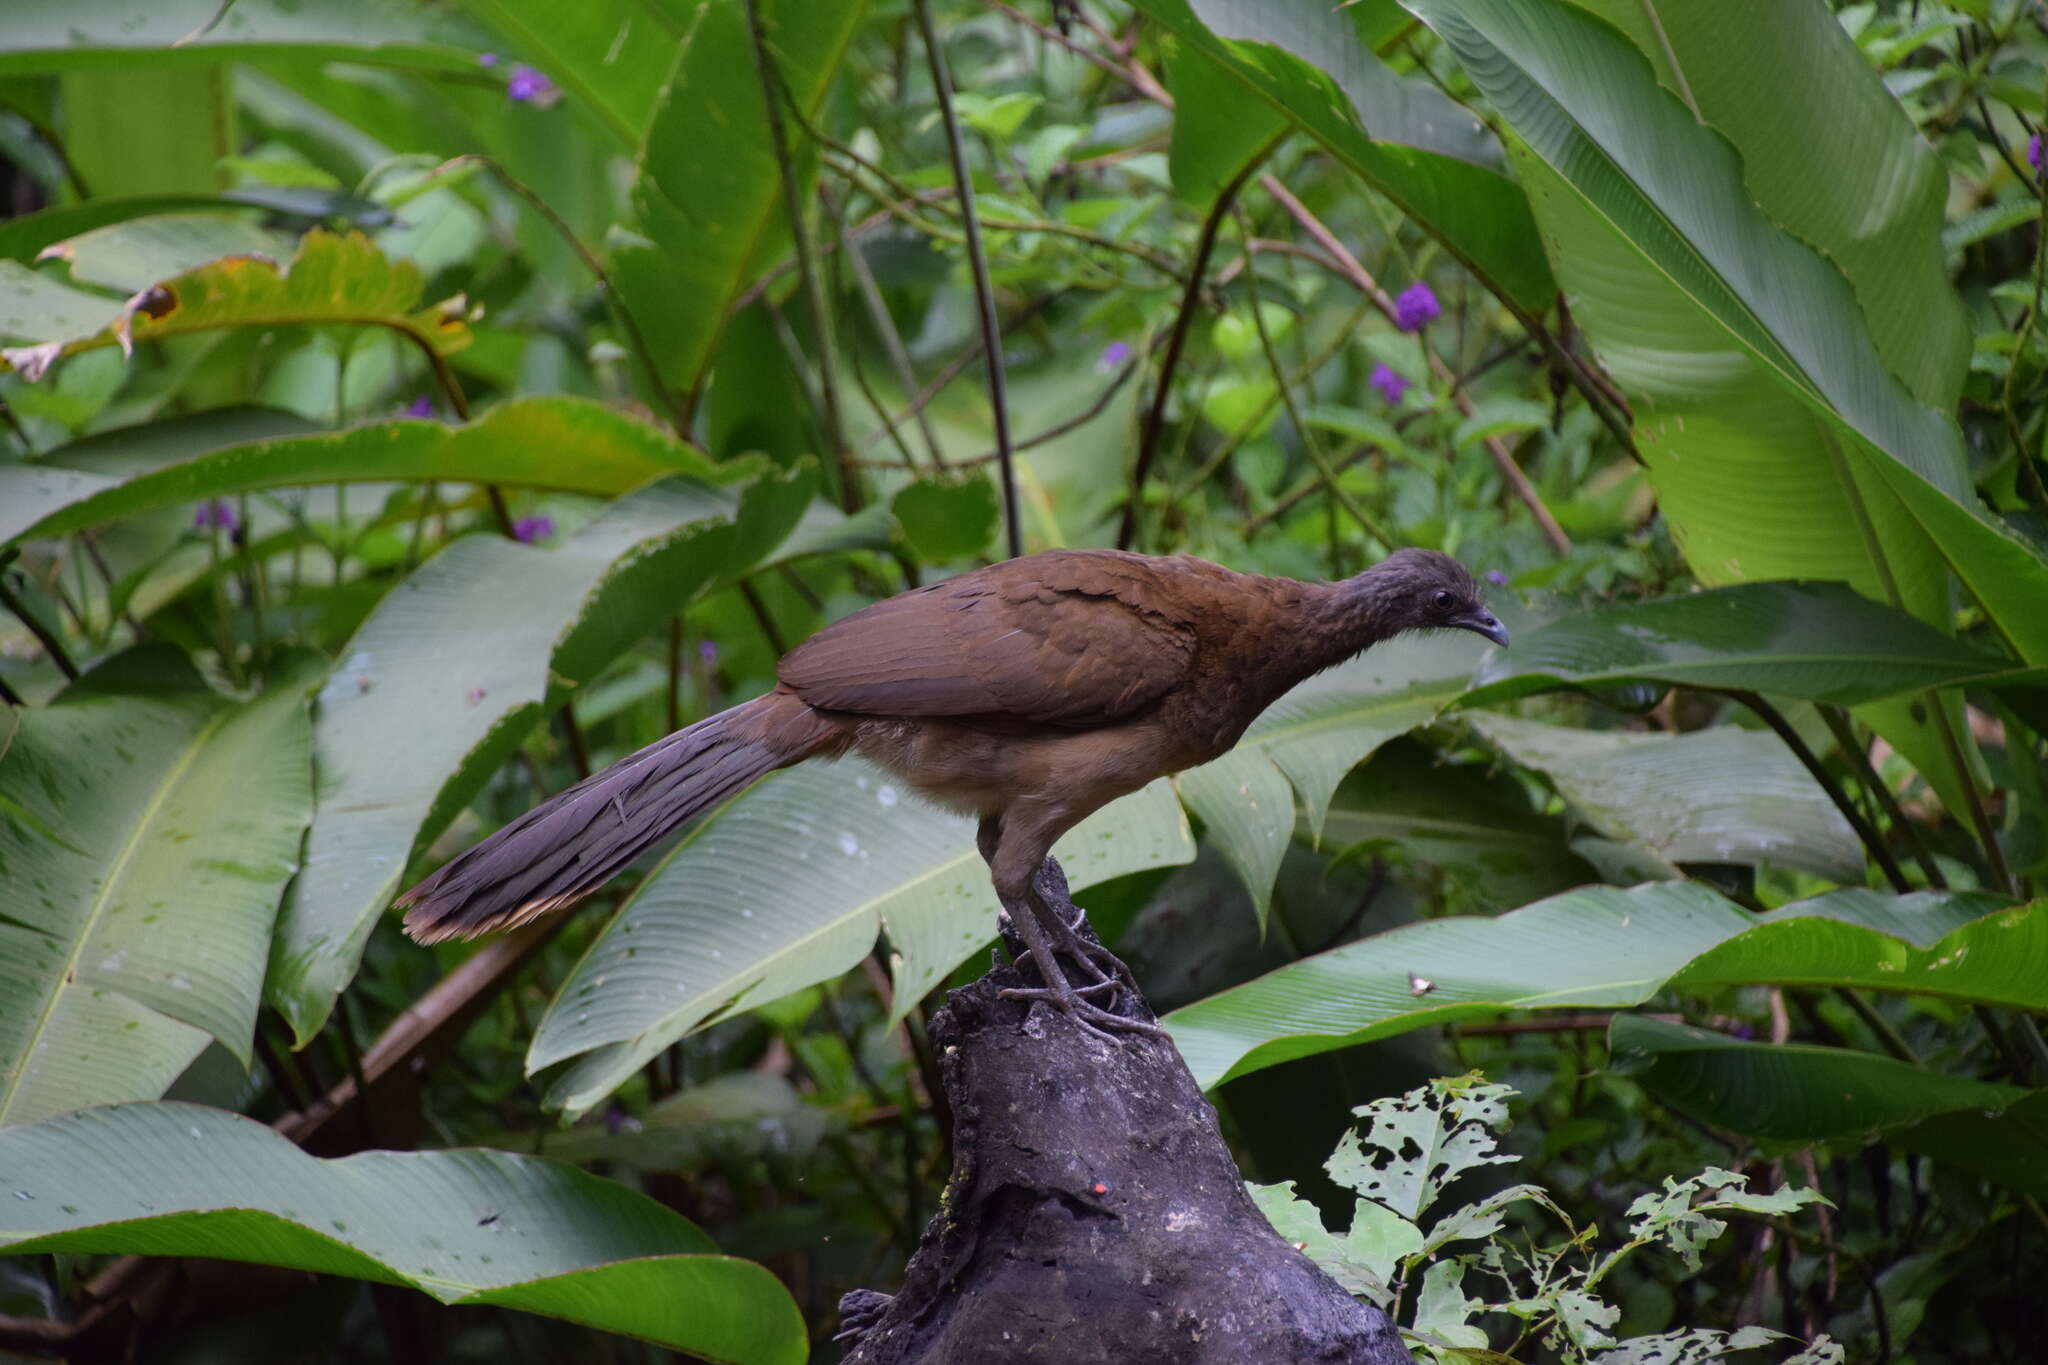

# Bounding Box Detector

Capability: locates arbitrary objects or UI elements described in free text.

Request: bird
[398,546,1507,1037]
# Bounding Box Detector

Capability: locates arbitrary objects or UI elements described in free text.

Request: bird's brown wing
[777,550,1200,726]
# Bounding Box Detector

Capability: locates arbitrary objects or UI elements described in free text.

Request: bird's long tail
[399,688,845,943]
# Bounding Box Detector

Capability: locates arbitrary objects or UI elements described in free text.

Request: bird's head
[1344,548,1509,647]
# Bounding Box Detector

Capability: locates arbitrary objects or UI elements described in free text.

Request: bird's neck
[1284,576,1410,676]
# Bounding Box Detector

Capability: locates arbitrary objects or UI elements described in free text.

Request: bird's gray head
[1345,548,1508,647]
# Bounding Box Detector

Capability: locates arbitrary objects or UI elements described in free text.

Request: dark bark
[837,859,1408,1365]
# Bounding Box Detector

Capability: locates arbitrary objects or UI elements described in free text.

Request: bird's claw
[997,981,1165,1041]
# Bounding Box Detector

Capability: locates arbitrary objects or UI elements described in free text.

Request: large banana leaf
[267,468,813,1044]
[1465,712,1862,882]
[1610,1015,2046,1197]
[2,397,721,546]
[1128,0,1554,311]
[1463,580,2036,707]
[1177,630,1493,929]
[610,0,869,401]
[529,763,1194,1117]
[0,648,318,1125]
[1401,0,2048,815]
[0,0,483,75]
[0,1101,803,1365]
[1161,886,2036,1089]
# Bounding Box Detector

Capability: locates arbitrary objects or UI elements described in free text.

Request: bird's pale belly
[850,714,1204,818]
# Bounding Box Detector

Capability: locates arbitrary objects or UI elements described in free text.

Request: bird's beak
[1454,611,1510,648]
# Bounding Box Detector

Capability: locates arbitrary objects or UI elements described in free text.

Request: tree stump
[837,859,1408,1365]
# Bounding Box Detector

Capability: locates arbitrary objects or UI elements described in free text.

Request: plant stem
[0,574,79,681]
[1818,705,1946,888]
[1726,690,1911,893]
[914,0,1021,555]
[1115,153,1268,550]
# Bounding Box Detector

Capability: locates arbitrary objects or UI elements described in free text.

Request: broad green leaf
[1401,0,2048,820]
[611,0,869,400]
[40,213,287,292]
[1464,580,2031,707]
[1564,0,1967,413]
[0,0,484,75]
[268,468,813,1044]
[507,1073,828,1170]
[1176,631,1490,926]
[0,648,318,1126]
[4,397,719,547]
[1465,713,1862,882]
[0,1101,803,1365]
[1669,897,2044,1008]
[455,0,688,147]
[1246,1180,1413,1304]
[1129,0,1554,311]
[0,229,468,381]
[57,67,229,201]
[890,475,999,562]
[1164,44,1287,208]
[1609,1014,2030,1144]
[1160,885,2025,1089]
[1890,1091,2048,1201]
[530,762,1195,1118]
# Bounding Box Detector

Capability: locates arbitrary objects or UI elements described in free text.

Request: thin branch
[1115,153,1268,550]
[828,183,948,470]
[1818,705,1945,888]
[1931,697,2017,895]
[915,0,1021,556]
[857,358,1139,470]
[748,0,857,507]
[0,573,79,680]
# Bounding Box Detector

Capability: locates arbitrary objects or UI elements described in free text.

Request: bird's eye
[1433,589,1455,609]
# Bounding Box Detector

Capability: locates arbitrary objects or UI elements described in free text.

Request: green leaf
[454,0,686,147]
[57,66,228,200]
[268,468,813,1045]
[0,647,318,1126]
[0,229,467,381]
[5,397,720,547]
[0,1101,803,1365]
[1465,712,1862,882]
[890,475,1000,562]
[1890,1091,2048,1201]
[1401,0,2048,819]
[1176,631,1489,927]
[0,0,485,75]
[1160,885,2029,1089]
[1129,0,1555,311]
[1463,580,2033,708]
[40,213,287,293]
[1246,1180,1412,1304]
[1609,1014,2031,1144]
[529,763,1194,1118]
[611,0,869,400]
[1164,44,1286,207]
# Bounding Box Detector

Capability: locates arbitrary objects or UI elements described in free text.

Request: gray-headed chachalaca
[399,547,1506,1036]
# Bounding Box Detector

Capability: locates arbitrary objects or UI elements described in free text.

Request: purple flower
[2031,133,2042,177]
[405,395,435,418]
[512,515,555,544]
[1393,281,1440,333]
[478,52,499,68]
[1370,363,1410,405]
[1484,569,1508,587]
[193,499,238,534]
[1097,340,1132,373]
[698,640,720,667]
[507,64,557,106]
[465,687,487,706]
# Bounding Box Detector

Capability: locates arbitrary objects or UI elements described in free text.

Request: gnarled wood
[837,860,1408,1365]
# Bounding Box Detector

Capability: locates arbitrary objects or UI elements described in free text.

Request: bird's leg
[977,814,1113,998]
[984,817,1164,1040]
[1028,867,1141,998]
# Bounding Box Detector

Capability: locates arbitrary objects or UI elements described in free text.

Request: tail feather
[399,689,840,943]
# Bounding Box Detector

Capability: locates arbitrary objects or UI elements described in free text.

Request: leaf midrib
[0,699,227,1124]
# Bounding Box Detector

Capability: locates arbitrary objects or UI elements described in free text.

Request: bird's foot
[997,977,1165,1042]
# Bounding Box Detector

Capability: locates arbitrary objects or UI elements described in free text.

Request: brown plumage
[398,547,1506,1035]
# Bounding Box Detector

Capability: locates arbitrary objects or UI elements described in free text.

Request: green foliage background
[0,1,2044,1360]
